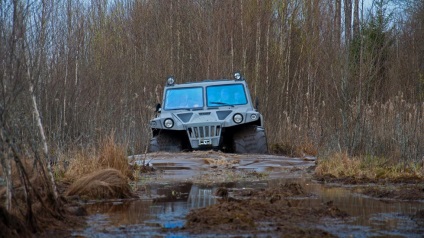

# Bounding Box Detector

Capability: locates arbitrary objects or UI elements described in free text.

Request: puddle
[70,153,424,237]
[302,181,424,237]
[73,183,217,237]
[72,178,424,237]
[131,152,316,183]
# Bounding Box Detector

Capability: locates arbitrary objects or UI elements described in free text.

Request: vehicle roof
[165,79,247,89]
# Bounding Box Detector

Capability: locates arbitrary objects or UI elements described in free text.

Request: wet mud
[64,151,424,237]
[359,185,424,201]
[185,182,345,237]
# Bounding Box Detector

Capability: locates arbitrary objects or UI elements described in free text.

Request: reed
[315,152,424,180]
[272,94,424,166]
[62,133,130,182]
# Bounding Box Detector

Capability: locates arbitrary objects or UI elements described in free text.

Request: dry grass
[0,157,36,183]
[65,168,135,200]
[270,140,318,157]
[203,156,240,167]
[61,134,131,182]
[0,158,46,197]
[315,152,362,178]
[315,152,424,180]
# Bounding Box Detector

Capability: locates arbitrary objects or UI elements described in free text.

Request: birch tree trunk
[28,80,59,201]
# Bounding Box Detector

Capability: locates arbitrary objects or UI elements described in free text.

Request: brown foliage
[0,157,85,235]
[270,141,318,157]
[0,206,32,238]
[14,1,424,162]
[97,135,130,175]
[315,152,424,181]
[63,134,131,182]
[1,0,423,185]
[0,158,40,197]
[65,168,135,200]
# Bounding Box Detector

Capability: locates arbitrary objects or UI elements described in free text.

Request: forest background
[1,0,423,163]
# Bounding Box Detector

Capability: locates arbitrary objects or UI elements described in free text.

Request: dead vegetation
[60,134,136,182]
[0,133,141,237]
[203,156,240,167]
[65,168,135,200]
[0,206,32,238]
[270,140,318,158]
[0,158,85,237]
[315,152,424,183]
[0,158,38,196]
[60,134,141,200]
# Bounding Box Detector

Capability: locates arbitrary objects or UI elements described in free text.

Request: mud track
[127,151,341,236]
[130,150,316,184]
[67,151,424,237]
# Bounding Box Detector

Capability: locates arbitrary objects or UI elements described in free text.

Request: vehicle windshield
[164,87,204,110]
[206,84,247,107]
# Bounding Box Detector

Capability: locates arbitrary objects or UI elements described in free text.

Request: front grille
[187,125,221,139]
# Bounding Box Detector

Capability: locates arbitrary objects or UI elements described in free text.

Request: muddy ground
[123,151,424,237]
[33,151,424,237]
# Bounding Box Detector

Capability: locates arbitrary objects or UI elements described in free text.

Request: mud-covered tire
[148,132,182,152]
[233,125,268,154]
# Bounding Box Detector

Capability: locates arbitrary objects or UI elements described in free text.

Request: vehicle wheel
[233,126,268,154]
[148,132,182,152]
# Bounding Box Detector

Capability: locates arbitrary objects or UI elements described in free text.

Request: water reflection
[188,186,216,208]
[75,183,217,237]
[74,179,424,237]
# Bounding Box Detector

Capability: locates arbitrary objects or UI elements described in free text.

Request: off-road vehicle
[148,72,267,154]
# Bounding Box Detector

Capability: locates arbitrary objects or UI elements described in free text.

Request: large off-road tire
[233,125,268,154]
[148,132,182,152]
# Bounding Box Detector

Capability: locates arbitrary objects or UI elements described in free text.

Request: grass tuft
[65,168,135,200]
[315,152,424,181]
[61,134,131,182]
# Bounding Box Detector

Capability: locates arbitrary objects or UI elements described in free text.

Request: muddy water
[73,153,424,237]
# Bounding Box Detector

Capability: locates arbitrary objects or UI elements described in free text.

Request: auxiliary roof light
[233,71,244,81]
[167,76,175,86]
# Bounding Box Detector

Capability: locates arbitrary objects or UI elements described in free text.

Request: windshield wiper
[168,107,190,111]
[209,101,234,107]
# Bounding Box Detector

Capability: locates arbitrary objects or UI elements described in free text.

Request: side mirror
[155,103,161,113]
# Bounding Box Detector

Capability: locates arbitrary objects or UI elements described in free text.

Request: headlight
[233,113,243,124]
[164,118,174,128]
[250,114,258,120]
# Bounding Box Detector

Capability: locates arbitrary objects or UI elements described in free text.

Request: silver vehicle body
[149,75,265,152]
